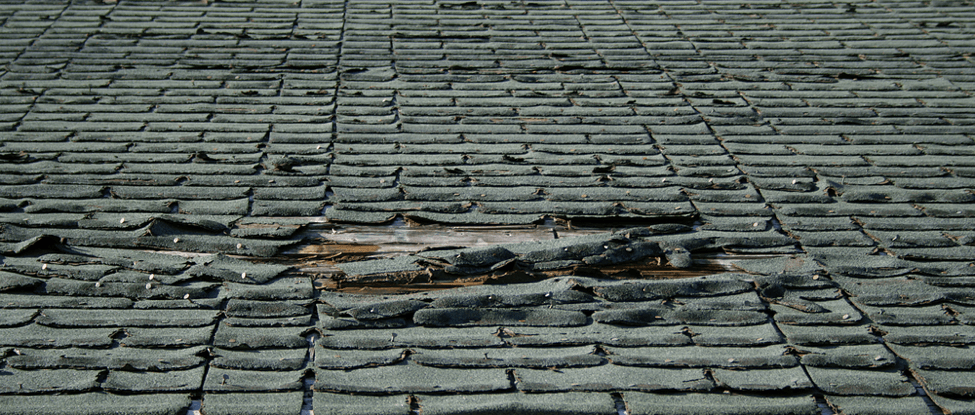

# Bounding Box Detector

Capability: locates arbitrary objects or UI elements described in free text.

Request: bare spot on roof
[274,221,791,295]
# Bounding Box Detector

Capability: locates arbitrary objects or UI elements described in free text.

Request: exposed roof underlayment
[1,0,975,414]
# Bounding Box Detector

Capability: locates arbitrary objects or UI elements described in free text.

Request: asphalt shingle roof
[1,0,975,414]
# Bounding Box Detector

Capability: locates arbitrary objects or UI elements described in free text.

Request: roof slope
[1,0,975,414]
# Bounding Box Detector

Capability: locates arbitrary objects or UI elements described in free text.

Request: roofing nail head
[241,272,247,279]
[94,282,102,288]
[120,218,125,224]
[173,238,180,243]
[184,294,191,300]
[41,264,48,270]
[145,283,152,289]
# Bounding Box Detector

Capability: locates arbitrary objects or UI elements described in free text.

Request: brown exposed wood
[259,222,779,295]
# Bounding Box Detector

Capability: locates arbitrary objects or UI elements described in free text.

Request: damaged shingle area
[2,0,975,414]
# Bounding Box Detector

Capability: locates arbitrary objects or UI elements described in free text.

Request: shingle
[221,276,314,301]
[685,324,785,347]
[0,324,116,348]
[772,298,863,325]
[777,323,878,346]
[593,306,769,326]
[805,367,915,396]
[6,346,206,371]
[414,307,588,327]
[855,304,954,326]
[824,396,936,415]
[623,393,819,415]
[316,363,511,394]
[502,324,693,347]
[913,369,975,398]
[0,393,191,415]
[926,392,975,415]
[187,254,292,285]
[711,367,814,391]
[313,394,410,415]
[797,343,896,371]
[202,392,306,415]
[0,368,100,394]
[412,346,604,369]
[0,272,44,294]
[515,365,713,393]
[0,293,133,309]
[104,366,206,392]
[418,392,619,415]
[888,344,975,370]
[204,367,307,392]
[35,309,219,328]
[318,326,505,350]
[605,345,796,369]
[211,347,308,371]
[882,325,975,346]
[315,347,405,370]
[213,324,311,349]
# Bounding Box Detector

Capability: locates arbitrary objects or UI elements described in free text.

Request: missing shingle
[407,395,421,415]
[611,392,628,415]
